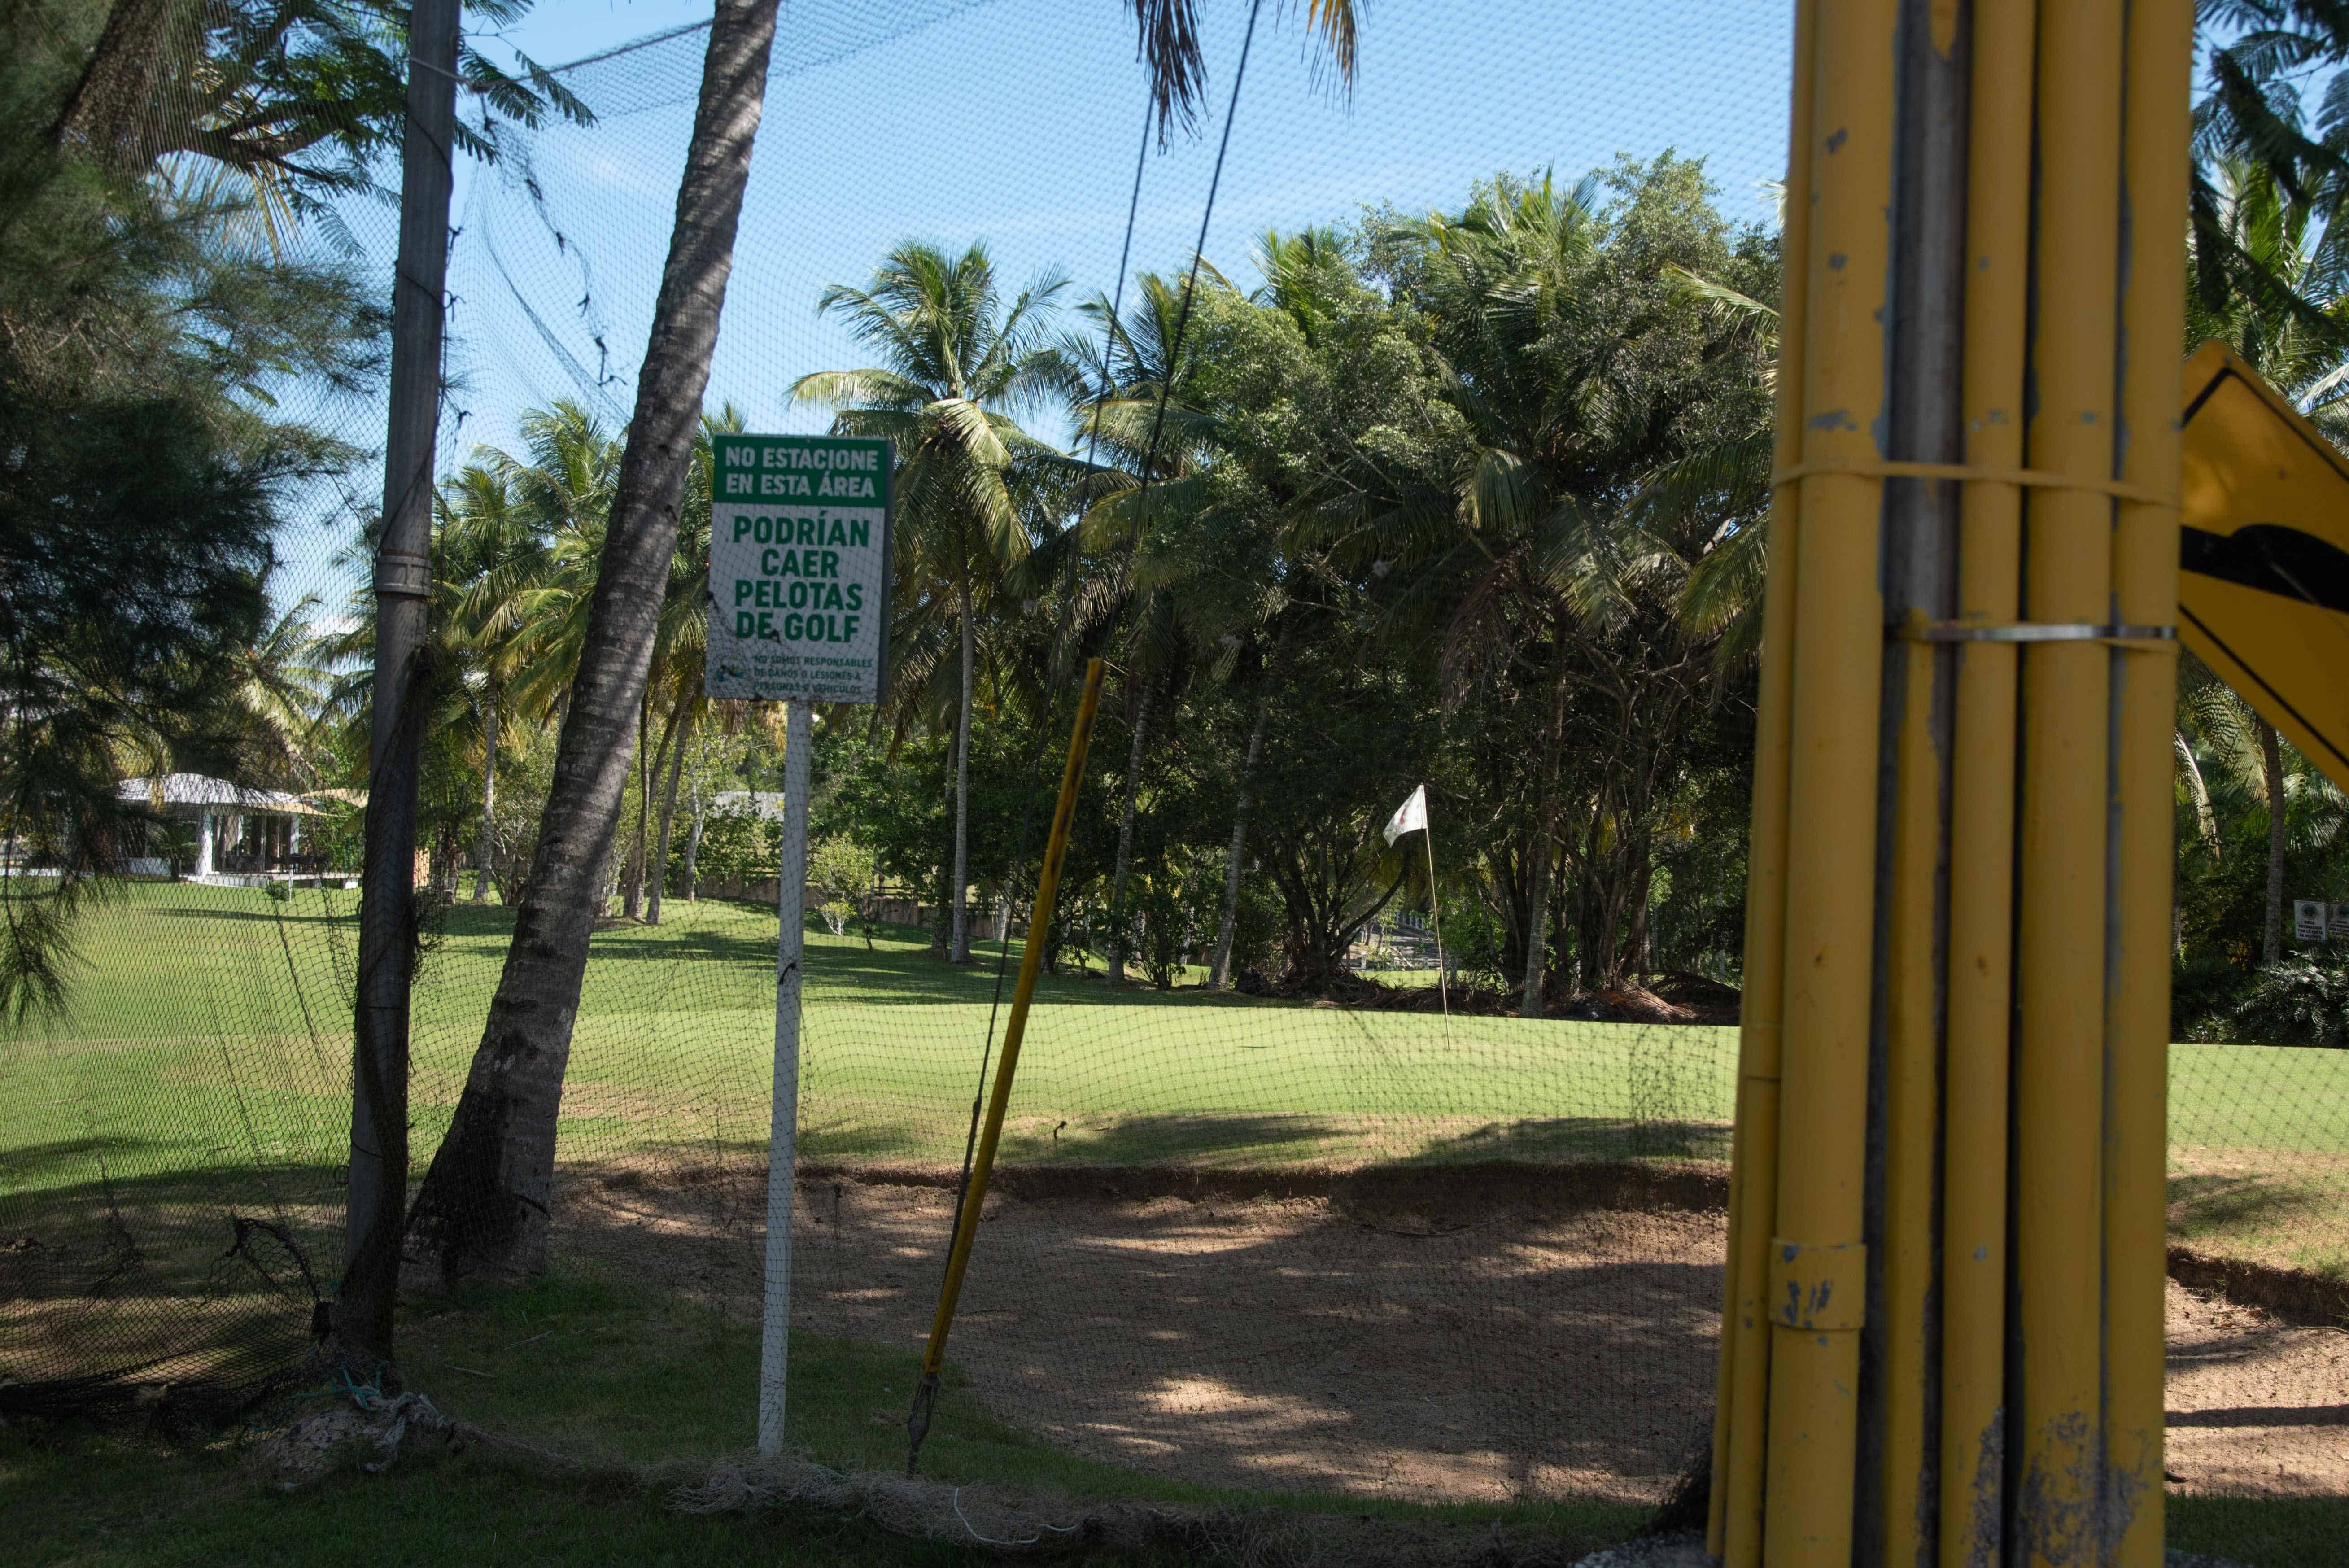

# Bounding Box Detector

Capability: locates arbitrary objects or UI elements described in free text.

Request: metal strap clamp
[1772,458,2177,508]
[1901,620,2178,647]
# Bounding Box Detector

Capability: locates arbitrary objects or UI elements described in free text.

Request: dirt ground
[558,1162,2349,1505]
[2165,1279,2349,1498]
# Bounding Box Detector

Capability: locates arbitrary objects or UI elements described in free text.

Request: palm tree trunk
[2263,718,2287,965]
[472,694,498,902]
[1207,700,1266,989]
[949,577,975,963]
[682,782,707,902]
[646,697,694,925]
[1520,632,1571,1018]
[1107,683,1152,985]
[407,0,781,1283]
[623,701,652,919]
[630,691,688,920]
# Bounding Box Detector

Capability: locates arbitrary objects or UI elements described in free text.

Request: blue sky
[278,0,1794,608]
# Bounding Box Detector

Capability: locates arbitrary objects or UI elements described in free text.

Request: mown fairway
[5,884,2346,1271]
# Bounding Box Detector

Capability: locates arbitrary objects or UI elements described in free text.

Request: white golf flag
[1384,784,1429,845]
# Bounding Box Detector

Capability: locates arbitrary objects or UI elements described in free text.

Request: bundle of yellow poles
[1707,2,2190,1564]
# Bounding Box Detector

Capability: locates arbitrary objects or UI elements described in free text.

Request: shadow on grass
[2169,1170,2338,1236]
[994,1112,1356,1166]
[2169,1493,2349,1568]
[1406,1117,1735,1166]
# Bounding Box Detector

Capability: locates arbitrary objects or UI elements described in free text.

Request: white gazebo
[117,773,324,883]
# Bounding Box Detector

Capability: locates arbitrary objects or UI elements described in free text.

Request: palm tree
[1069,267,1223,981]
[1323,166,1771,1008]
[792,241,1078,963]
[1070,248,1350,987]
[435,459,565,900]
[409,0,1362,1283]
[642,406,743,925]
[231,597,336,786]
[411,0,783,1284]
[1330,174,1603,1014]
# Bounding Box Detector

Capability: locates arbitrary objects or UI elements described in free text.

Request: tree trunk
[1520,632,1571,1018]
[646,697,694,926]
[334,0,458,1367]
[622,700,651,919]
[682,782,707,902]
[949,577,975,962]
[1107,682,1152,984]
[2263,718,2286,965]
[1207,700,1266,989]
[407,0,781,1283]
[472,694,498,902]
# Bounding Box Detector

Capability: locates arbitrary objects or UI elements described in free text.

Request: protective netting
[5,0,2349,1525]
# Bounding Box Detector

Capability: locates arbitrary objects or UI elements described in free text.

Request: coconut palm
[434,459,564,899]
[792,241,1079,963]
[640,406,744,925]
[410,0,1360,1285]
[1321,166,1772,1008]
[410,0,784,1285]
[230,596,336,785]
[1065,267,1226,979]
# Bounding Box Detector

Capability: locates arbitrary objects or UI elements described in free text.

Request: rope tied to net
[949,1485,1084,1547]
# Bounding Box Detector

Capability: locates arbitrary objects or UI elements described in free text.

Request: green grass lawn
[8,883,2349,1271]
[1,882,1742,1202]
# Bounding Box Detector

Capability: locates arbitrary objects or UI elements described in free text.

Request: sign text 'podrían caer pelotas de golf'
[705,432,892,706]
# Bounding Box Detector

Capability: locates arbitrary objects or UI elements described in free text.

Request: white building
[115,773,324,882]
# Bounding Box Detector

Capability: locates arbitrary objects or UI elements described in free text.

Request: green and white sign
[705,433,892,705]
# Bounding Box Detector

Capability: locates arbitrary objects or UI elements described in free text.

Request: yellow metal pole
[1763,0,1895,1560]
[1939,0,2035,1557]
[904,657,1105,1473]
[1711,2,1819,1558]
[1877,606,1940,1567]
[2109,3,2192,1560]
[2017,2,2123,1559]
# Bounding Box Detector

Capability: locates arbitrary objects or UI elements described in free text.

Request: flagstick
[1423,824,1450,1050]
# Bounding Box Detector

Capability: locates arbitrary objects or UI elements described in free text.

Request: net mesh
[4,0,2347,1525]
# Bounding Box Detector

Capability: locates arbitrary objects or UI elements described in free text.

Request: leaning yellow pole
[904,657,1105,1474]
[2109,2,2193,1560]
[1708,0,1818,1555]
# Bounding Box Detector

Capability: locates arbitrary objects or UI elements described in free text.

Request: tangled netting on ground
[259,1380,1655,1568]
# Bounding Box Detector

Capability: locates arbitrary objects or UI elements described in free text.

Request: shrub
[2172,954,2250,1043]
[807,836,877,936]
[2232,956,2349,1047]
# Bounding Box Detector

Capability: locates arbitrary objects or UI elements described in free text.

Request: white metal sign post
[707,432,891,1458]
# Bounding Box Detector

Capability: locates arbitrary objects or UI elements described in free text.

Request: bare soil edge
[801,1159,2345,1328]
[795,1158,1734,1219]
[2167,1245,2349,1328]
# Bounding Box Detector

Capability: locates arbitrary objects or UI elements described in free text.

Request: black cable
[940,93,1159,1283]
[1096,0,1266,985]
